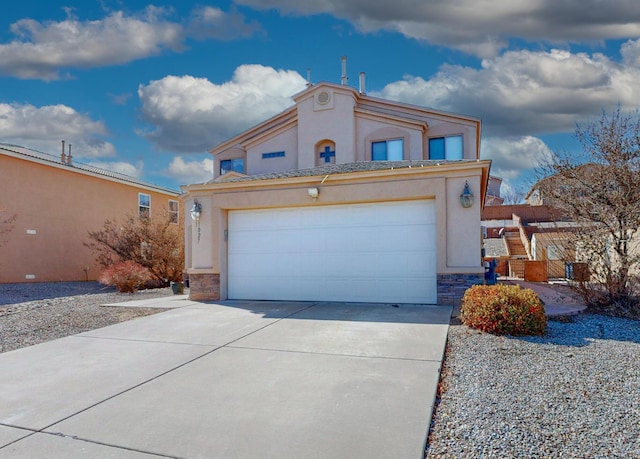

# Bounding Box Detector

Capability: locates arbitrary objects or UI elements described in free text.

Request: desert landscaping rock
[0,282,174,353]
[426,314,640,458]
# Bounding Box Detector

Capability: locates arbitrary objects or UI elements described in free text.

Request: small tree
[99,261,153,293]
[538,107,640,314]
[85,210,184,286]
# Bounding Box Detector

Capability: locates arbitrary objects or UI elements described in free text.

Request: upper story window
[139,193,150,219]
[372,139,403,161]
[168,199,179,224]
[262,151,285,159]
[220,158,245,175]
[316,140,336,166]
[429,135,463,160]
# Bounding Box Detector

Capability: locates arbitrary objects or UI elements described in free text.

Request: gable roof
[208,82,482,157]
[0,143,179,196]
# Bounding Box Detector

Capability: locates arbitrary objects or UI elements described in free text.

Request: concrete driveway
[0,300,451,459]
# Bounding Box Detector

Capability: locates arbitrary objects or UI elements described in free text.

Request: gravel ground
[426,314,640,458]
[0,281,177,354]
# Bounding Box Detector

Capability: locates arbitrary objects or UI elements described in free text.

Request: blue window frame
[429,135,463,160]
[220,158,245,175]
[262,151,285,159]
[372,139,403,161]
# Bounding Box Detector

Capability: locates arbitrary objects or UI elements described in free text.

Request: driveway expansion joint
[225,344,442,362]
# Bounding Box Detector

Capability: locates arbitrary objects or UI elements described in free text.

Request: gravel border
[0,282,178,354]
[426,313,640,458]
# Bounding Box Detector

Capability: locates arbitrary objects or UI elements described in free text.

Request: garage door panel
[228,200,436,304]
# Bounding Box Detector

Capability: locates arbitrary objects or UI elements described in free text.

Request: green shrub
[460,284,547,336]
[99,261,153,293]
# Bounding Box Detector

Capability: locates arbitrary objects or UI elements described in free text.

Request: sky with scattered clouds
[2,0,640,194]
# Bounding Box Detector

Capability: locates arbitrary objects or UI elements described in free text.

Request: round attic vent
[317,91,330,105]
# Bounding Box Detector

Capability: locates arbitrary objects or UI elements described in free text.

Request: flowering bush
[460,284,547,336]
[98,261,153,293]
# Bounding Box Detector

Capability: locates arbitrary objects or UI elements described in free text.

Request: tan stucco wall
[211,84,481,180]
[0,154,180,283]
[296,90,357,169]
[246,126,298,175]
[184,162,488,300]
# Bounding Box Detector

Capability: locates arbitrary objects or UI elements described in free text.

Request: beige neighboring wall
[0,152,180,283]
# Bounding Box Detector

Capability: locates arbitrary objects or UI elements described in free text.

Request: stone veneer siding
[437,273,484,306]
[188,273,220,301]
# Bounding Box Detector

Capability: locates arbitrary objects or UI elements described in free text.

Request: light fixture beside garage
[459,181,474,208]
[191,199,202,242]
[307,188,319,199]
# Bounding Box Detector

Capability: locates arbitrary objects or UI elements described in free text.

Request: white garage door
[228,200,436,304]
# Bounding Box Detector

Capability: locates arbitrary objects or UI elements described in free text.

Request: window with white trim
[168,199,179,224]
[139,193,150,219]
[429,135,463,160]
[372,139,403,161]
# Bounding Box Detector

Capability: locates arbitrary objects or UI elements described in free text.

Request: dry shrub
[461,284,547,336]
[99,261,153,293]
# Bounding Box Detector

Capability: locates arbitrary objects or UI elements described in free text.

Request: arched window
[316,140,336,166]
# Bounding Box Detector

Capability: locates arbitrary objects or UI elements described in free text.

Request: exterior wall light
[460,181,474,208]
[191,200,202,242]
[307,188,319,199]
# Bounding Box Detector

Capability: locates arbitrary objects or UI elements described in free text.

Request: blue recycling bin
[484,258,498,285]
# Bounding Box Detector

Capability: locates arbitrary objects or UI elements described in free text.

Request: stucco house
[0,143,180,283]
[181,81,491,305]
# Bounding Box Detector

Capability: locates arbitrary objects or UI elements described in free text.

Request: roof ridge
[0,143,179,194]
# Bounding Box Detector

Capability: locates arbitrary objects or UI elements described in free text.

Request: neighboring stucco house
[0,144,180,283]
[182,82,491,305]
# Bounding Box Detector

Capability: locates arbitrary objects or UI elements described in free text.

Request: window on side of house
[371,139,403,161]
[262,151,285,159]
[139,193,150,219]
[429,135,463,160]
[220,158,245,175]
[168,199,179,224]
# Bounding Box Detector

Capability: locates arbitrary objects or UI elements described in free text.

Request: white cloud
[165,156,214,184]
[187,6,261,41]
[0,7,182,80]
[0,6,261,80]
[237,0,640,57]
[0,103,116,158]
[621,39,640,67]
[375,45,640,137]
[481,136,553,180]
[88,160,144,178]
[137,64,308,152]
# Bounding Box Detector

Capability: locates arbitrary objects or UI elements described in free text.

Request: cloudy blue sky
[2,1,640,194]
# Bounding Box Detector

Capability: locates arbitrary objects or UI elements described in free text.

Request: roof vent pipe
[61,140,66,163]
[306,67,312,87]
[359,72,366,95]
[341,56,348,85]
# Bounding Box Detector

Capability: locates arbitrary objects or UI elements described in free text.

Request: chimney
[67,144,73,165]
[341,56,348,85]
[61,140,66,163]
[359,72,366,95]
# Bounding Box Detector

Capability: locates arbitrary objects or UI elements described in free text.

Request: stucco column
[187,196,220,301]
